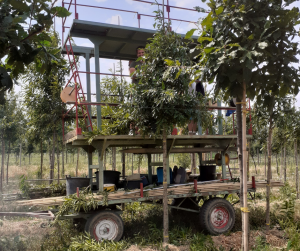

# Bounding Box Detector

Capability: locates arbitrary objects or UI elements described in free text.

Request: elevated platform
[64,133,252,151]
[62,20,198,61]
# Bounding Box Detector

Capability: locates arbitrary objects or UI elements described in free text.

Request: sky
[16,0,300,108]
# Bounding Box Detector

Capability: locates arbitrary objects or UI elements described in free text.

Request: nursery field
[0,152,300,251]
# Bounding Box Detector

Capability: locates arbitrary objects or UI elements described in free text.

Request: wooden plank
[120,147,237,154]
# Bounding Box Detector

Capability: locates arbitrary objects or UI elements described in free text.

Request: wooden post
[295,141,299,199]
[147,153,152,184]
[122,148,125,179]
[112,147,116,171]
[162,128,169,244]
[88,150,93,186]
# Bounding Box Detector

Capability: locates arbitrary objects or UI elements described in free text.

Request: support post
[217,100,223,135]
[221,151,226,179]
[91,40,103,128]
[147,153,152,184]
[85,53,92,130]
[98,150,104,192]
[162,128,169,244]
[88,151,93,185]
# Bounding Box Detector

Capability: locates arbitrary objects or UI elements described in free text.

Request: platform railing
[61,0,200,47]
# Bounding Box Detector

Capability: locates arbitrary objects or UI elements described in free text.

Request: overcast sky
[16,0,300,108]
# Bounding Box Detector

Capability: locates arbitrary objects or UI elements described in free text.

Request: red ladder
[64,37,93,133]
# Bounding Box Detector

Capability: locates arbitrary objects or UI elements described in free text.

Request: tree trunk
[276,153,278,175]
[162,128,169,244]
[57,149,60,184]
[66,150,68,164]
[250,151,257,174]
[1,133,4,192]
[19,143,22,167]
[284,145,287,182]
[257,148,259,165]
[241,83,249,250]
[76,148,79,177]
[266,112,273,233]
[62,145,64,175]
[236,98,243,202]
[29,153,31,165]
[40,140,43,179]
[6,141,10,184]
[264,147,267,177]
[295,141,299,199]
[50,131,56,184]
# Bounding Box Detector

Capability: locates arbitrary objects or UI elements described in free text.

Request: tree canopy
[192,0,300,106]
[127,14,211,136]
[0,0,70,103]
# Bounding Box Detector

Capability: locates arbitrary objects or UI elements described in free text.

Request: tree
[122,9,211,243]
[23,30,70,183]
[0,90,24,189]
[192,0,300,248]
[0,0,70,103]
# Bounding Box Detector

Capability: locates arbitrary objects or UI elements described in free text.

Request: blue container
[157,167,173,184]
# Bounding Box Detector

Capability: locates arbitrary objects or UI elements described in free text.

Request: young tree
[124,11,211,243]
[0,91,24,188]
[23,30,70,183]
[192,0,300,248]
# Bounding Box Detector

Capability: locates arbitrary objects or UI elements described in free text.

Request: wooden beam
[120,147,237,154]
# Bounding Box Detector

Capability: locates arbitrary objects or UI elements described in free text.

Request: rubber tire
[171,197,200,215]
[199,198,235,235]
[85,211,124,242]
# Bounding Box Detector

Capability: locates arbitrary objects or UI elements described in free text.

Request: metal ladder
[64,37,93,132]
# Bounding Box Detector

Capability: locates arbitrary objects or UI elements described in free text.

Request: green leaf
[248,34,254,40]
[164,59,174,66]
[51,7,71,18]
[185,29,197,39]
[215,6,224,15]
[204,47,215,54]
[198,37,213,43]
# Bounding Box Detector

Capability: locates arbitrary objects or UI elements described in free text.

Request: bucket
[66,176,90,195]
[95,170,121,189]
[104,184,115,192]
[198,165,216,182]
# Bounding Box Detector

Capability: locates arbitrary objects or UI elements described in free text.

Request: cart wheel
[85,211,124,241]
[199,198,235,235]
